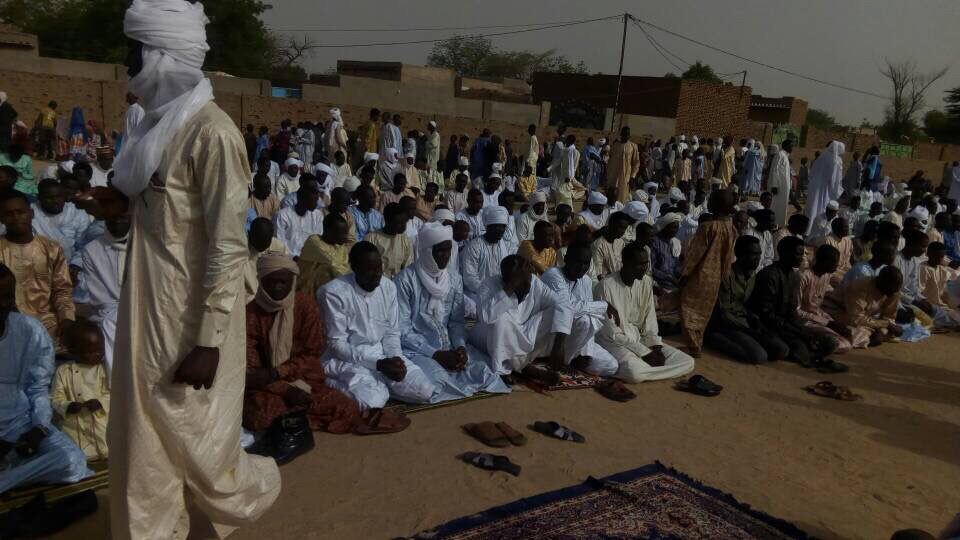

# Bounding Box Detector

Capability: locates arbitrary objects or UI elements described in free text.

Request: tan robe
[717,146,736,186]
[366,230,413,278]
[517,240,556,275]
[109,103,280,540]
[824,276,899,348]
[606,140,641,203]
[248,194,280,220]
[52,362,110,460]
[680,219,738,349]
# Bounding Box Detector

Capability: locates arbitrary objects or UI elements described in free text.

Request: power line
[269,16,622,33]
[298,16,621,48]
[627,13,888,100]
[631,20,689,68]
[631,20,686,74]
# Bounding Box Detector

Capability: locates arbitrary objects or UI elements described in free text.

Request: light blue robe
[394,267,509,402]
[0,314,91,493]
[742,149,763,195]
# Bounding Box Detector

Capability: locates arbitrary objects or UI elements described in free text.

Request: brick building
[749,95,808,126]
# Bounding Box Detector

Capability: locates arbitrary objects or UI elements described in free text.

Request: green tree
[945,86,960,124]
[679,61,722,84]
[806,108,839,130]
[426,34,587,80]
[922,86,960,143]
[0,0,306,80]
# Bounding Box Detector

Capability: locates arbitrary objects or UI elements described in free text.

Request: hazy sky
[261,0,959,125]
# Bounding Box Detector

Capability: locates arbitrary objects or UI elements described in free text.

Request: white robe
[273,172,300,200]
[768,150,792,227]
[516,210,548,242]
[273,206,324,257]
[80,233,126,379]
[319,274,435,408]
[468,274,574,374]
[459,236,512,303]
[455,210,484,240]
[540,267,619,375]
[805,141,845,235]
[594,272,695,383]
[90,164,112,188]
[30,202,91,263]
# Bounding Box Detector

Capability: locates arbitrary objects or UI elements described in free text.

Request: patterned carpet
[0,460,108,513]
[408,463,809,539]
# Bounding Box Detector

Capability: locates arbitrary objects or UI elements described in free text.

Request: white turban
[481,206,509,227]
[415,222,453,317]
[405,152,416,160]
[284,157,303,168]
[909,206,930,223]
[826,200,840,210]
[679,134,686,142]
[330,108,341,122]
[598,138,607,146]
[668,187,685,201]
[458,156,469,167]
[710,177,723,186]
[624,201,649,222]
[385,148,399,162]
[492,162,503,173]
[314,162,334,177]
[530,191,547,205]
[428,120,437,128]
[432,208,455,223]
[342,176,361,192]
[587,191,607,205]
[114,0,214,197]
[644,181,658,191]
[363,152,379,162]
[632,190,649,203]
[487,173,502,180]
[655,212,683,232]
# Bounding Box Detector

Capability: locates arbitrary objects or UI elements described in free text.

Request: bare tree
[271,34,318,67]
[880,58,948,140]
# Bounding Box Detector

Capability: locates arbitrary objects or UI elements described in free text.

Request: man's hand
[827,320,852,339]
[66,402,83,415]
[642,346,666,367]
[173,346,220,390]
[606,305,621,327]
[84,399,103,412]
[283,386,313,407]
[914,299,934,316]
[433,350,466,371]
[887,322,904,337]
[69,265,82,287]
[75,186,129,221]
[377,357,407,382]
[17,426,48,457]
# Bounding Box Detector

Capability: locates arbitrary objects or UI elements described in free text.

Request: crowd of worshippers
[2,102,960,487]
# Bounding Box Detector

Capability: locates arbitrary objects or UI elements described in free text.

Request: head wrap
[631,190,649,203]
[530,191,547,205]
[342,176,361,192]
[644,181,658,191]
[624,201,649,223]
[656,212,683,232]
[314,162,334,176]
[114,0,214,196]
[482,205,509,227]
[428,120,437,128]
[458,156,469,167]
[826,200,840,210]
[432,208,455,224]
[415,222,454,318]
[587,191,607,205]
[487,172,502,180]
[710,177,723,186]
[363,152,379,162]
[668,187,686,201]
[909,206,929,224]
[285,157,303,168]
[492,162,503,174]
[528,191,548,218]
[95,146,114,159]
[598,138,607,146]
[254,255,300,369]
[329,108,341,122]
[405,151,416,160]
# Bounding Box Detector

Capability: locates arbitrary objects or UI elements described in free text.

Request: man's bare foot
[522,365,561,386]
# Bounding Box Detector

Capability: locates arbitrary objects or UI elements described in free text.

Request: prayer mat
[408,462,808,539]
[0,460,109,513]
[529,361,604,391]
[385,391,503,415]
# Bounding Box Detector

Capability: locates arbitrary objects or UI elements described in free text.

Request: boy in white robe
[460,206,514,316]
[455,188,485,240]
[52,321,110,460]
[540,243,619,377]
[273,177,324,256]
[594,242,696,383]
[320,242,436,408]
[274,157,302,200]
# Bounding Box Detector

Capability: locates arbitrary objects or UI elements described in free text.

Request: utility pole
[612,13,629,134]
[739,70,748,100]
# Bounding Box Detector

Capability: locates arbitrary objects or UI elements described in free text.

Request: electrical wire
[627,14,888,100]
[269,16,622,33]
[632,20,685,73]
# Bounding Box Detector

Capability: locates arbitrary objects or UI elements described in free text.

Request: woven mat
[0,460,109,513]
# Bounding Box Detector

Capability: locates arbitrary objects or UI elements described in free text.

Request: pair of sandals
[674,374,723,397]
[460,421,586,476]
[594,380,637,402]
[800,357,849,374]
[805,381,862,401]
[462,422,527,447]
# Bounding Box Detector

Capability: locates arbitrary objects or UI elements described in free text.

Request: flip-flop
[814,359,849,374]
[495,422,527,446]
[674,374,722,397]
[354,409,411,435]
[805,381,862,401]
[459,452,521,476]
[462,422,510,448]
[595,380,637,402]
[532,421,585,443]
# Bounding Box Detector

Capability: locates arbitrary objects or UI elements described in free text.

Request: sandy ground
[50,332,960,540]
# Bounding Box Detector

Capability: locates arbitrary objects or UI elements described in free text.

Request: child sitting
[52,320,110,461]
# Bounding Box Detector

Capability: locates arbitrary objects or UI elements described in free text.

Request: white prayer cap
[329,107,341,120]
[624,201,649,222]
[826,200,840,210]
[363,152,379,162]
[632,190,649,203]
[668,187,686,201]
[342,176,361,192]
[124,0,210,69]
[428,120,437,128]
[598,138,607,146]
[405,151,416,160]
[710,177,723,186]
[58,160,75,174]
[644,181,658,191]
[288,151,301,160]
[284,157,303,168]
[487,173,502,180]
[530,191,547,204]
[458,156,469,167]
[418,220,453,249]
[903,190,912,196]
[385,148,399,160]
[481,205,509,227]
[655,212,683,232]
[679,135,686,141]
[909,206,930,223]
[746,201,764,212]
[432,208,455,223]
[587,191,607,205]
[314,163,334,176]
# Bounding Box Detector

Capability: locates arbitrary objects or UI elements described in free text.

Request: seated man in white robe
[0,263,91,493]
[468,254,574,386]
[273,176,324,257]
[516,191,549,242]
[320,242,436,408]
[274,157,303,200]
[575,191,610,231]
[455,188,485,241]
[541,242,620,377]
[497,190,520,254]
[460,206,514,317]
[32,178,91,262]
[79,214,130,379]
[395,223,509,402]
[594,242,696,383]
[590,211,632,281]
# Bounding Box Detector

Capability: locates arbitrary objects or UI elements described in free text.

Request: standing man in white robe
[325,108,348,160]
[805,141,846,235]
[460,206,514,316]
[117,92,144,157]
[541,243,620,377]
[425,121,441,173]
[767,140,792,228]
[468,254,574,385]
[85,2,280,537]
[320,241,436,407]
[594,242,695,383]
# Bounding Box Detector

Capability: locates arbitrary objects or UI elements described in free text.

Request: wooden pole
[612,13,629,134]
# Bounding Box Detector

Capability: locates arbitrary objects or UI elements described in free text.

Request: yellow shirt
[517,240,557,275]
[366,230,413,278]
[298,236,350,294]
[52,362,110,460]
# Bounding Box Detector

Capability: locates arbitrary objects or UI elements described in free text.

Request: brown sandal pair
[462,421,527,447]
[354,409,411,435]
[805,381,862,402]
